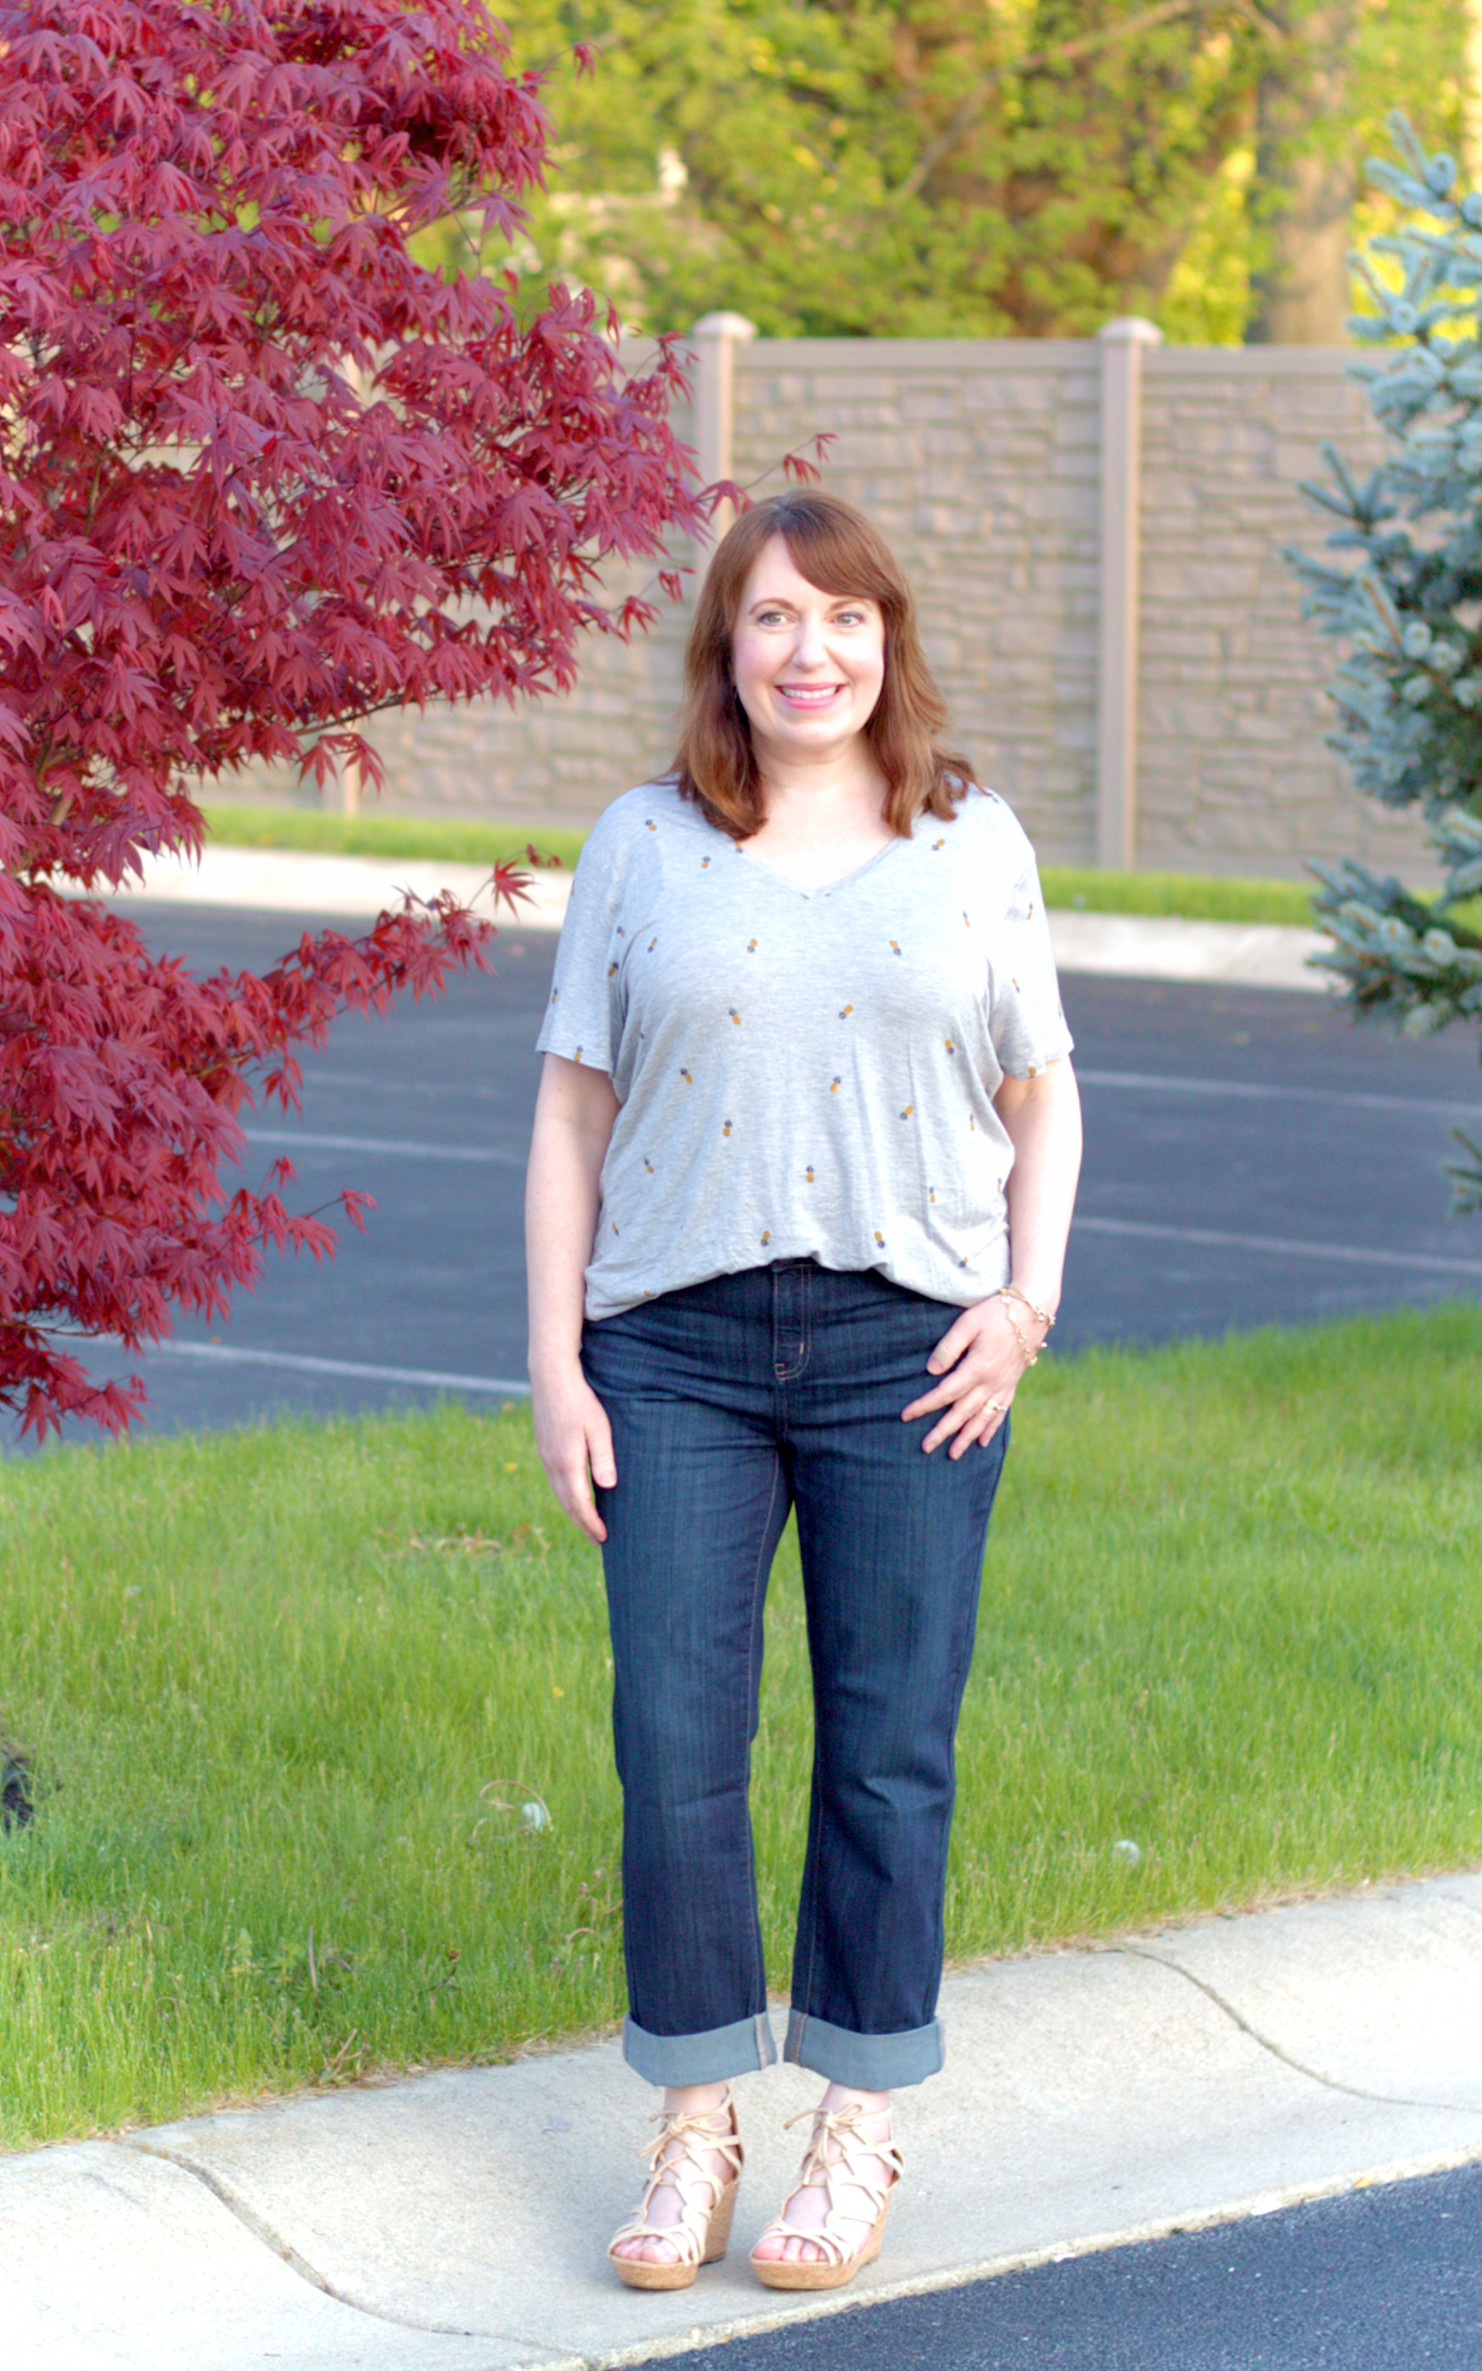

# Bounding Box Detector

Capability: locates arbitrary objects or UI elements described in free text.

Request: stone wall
[252,332,1430,883]
[729,338,1103,866]
[1135,349,1419,878]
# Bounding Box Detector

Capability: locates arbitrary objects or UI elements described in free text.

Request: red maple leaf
[0,0,705,1437]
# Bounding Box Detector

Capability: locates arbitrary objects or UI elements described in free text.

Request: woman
[525,490,1081,2295]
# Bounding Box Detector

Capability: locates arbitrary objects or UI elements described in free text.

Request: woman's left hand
[901,1295,1044,1458]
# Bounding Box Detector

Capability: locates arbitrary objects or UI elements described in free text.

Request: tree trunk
[1466,0,1482,188]
[1246,1,1360,345]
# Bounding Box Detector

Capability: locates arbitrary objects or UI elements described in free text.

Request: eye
[833,606,869,626]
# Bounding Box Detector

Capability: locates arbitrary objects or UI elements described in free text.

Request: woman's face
[730,536,886,761]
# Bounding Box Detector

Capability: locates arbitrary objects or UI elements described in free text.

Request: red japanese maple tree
[0,0,705,1438]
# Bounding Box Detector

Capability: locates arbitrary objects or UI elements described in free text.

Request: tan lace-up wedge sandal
[607,2092,745,2292]
[749,2099,904,2292]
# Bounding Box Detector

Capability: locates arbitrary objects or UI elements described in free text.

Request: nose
[791,613,829,669]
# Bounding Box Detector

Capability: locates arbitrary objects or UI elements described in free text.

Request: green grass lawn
[200,803,590,874]
[1036,864,1317,928]
[202,804,1318,926]
[4,1304,1482,2152]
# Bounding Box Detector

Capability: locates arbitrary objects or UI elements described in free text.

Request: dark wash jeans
[581,1258,1009,2092]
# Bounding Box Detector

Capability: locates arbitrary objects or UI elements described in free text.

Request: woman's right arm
[525,1051,622,1543]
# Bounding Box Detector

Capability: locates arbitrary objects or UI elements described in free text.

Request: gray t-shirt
[536,779,1073,1319]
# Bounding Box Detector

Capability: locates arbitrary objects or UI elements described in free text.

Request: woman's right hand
[531,1363,616,1545]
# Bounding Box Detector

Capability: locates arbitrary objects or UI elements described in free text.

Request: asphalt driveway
[23,901,1482,1443]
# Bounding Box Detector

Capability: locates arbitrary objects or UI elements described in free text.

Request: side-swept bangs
[672,491,972,840]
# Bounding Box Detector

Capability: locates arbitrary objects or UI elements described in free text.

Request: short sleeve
[987,843,1074,1080]
[534,813,628,1075]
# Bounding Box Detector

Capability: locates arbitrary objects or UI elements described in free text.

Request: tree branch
[891,0,1283,205]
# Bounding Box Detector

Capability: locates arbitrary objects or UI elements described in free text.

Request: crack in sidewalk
[112,2138,558,2355]
[1108,1943,1482,2118]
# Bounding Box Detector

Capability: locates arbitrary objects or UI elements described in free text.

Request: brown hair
[671,490,973,840]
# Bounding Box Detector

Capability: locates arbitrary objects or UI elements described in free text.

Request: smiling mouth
[776,683,844,707]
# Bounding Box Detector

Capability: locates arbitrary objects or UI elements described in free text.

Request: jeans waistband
[583,1258,958,1402]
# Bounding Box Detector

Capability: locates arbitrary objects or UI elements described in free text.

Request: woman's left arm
[991,1057,1083,1322]
[902,1058,1083,1457]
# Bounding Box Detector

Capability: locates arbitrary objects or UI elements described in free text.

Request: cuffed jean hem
[623,2011,778,2087]
[784,2008,944,2090]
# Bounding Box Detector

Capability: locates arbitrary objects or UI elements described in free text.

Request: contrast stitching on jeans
[795,1735,828,2019]
[771,1261,810,1381]
[927,1491,999,1996]
[794,1256,811,1378]
[742,1458,784,2010]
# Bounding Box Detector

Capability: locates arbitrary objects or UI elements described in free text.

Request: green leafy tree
[1286,116,1482,1207]
[1249,0,1468,343]
[464,0,1462,343]
[495,0,1271,338]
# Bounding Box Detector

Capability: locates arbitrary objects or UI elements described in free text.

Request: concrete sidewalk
[84,843,1329,991]
[92,842,576,934]
[6,1872,1482,2370]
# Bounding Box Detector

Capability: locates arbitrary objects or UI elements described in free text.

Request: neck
[752,732,885,817]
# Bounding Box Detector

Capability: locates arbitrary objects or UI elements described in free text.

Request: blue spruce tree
[1286,114,1482,1209]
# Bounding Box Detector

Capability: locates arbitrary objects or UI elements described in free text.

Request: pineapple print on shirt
[534,778,1072,1320]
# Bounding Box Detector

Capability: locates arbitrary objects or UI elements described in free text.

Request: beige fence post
[691,311,757,539]
[1096,316,1162,870]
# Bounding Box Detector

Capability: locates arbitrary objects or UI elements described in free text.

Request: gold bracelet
[994,1296,1039,1368]
[1001,1283,1056,1330]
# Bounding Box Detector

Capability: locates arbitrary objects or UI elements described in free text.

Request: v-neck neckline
[734,835,900,902]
